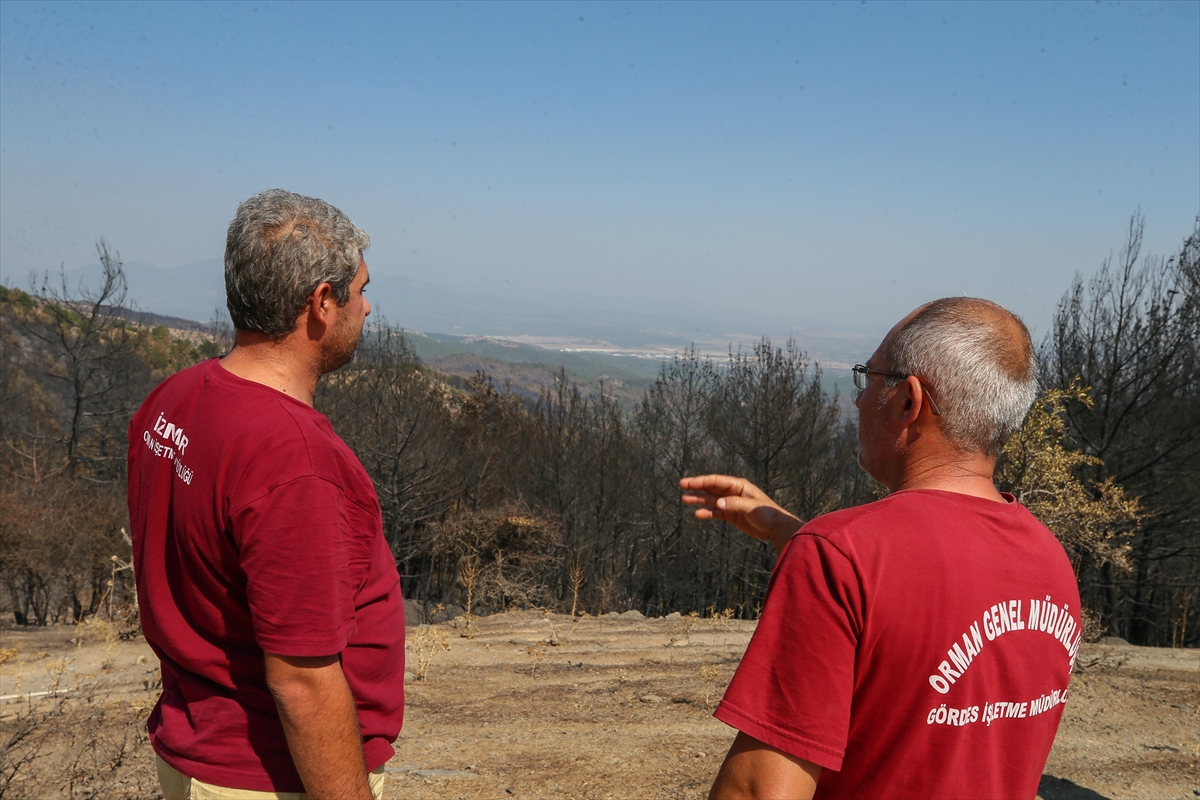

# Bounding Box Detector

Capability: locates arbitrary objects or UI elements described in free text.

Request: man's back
[716,489,1081,799]
[128,358,404,792]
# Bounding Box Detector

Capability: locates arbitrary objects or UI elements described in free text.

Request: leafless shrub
[0,660,157,799]
[707,606,737,645]
[458,554,483,637]
[567,561,586,619]
[1080,608,1107,644]
[667,612,700,646]
[408,626,451,681]
[431,505,562,613]
[525,642,547,678]
[699,664,722,710]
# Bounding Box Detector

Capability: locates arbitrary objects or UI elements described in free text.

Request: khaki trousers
[156,754,385,800]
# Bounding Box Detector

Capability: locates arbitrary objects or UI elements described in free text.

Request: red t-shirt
[716,489,1081,800]
[127,359,405,792]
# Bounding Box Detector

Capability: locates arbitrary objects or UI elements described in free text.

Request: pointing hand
[680,475,802,553]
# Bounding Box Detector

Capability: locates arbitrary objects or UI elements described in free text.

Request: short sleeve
[714,533,863,772]
[231,476,357,656]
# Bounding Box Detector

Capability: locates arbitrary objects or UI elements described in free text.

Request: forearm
[265,652,373,799]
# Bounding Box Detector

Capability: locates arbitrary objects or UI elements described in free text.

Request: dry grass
[408,626,451,681]
[666,611,700,646]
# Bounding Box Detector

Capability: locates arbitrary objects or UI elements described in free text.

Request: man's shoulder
[190,360,331,429]
[139,358,211,401]
[140,360,348,467]
[131,359,214,435]
[798,489,1043,542]
[221,392,345,471]
[206,382,363,494]
[797,493,901,538]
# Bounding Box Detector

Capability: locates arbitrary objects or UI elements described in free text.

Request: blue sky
[2,0,1197,345]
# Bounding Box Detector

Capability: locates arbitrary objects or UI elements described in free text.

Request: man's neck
[220,330,320,407]
[889,449,1006,502]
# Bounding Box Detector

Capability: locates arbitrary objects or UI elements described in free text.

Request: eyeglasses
[851,364,942,416]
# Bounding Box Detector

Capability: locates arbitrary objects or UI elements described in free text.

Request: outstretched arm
[680,475,802,553]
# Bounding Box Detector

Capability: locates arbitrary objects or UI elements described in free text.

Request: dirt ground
[1,611,1196,799]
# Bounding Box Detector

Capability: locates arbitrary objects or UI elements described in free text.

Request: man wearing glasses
[682,297,1081,799]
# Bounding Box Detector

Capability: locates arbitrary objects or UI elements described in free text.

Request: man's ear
[308,282,336,328]
[898,375,936,426]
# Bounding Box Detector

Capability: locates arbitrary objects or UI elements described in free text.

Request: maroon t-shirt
[127,359,405,792]
[716,489,1081,799]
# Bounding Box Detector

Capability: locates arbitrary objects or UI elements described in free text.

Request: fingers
[681,482,771,520]
[681,475,775,527]
[715,494,770,519]
[680,489,723,508]
[690,506,741,526]
[680,474,737,492]
[683,490,783,518]
[684,493,766,527]
[680,474,761,499]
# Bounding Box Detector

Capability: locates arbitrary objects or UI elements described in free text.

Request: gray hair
[885,297,1038,457]
[224,189,370,337]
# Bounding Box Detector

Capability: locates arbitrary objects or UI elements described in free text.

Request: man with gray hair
[128,189,403,799]
[683,298,1081,799]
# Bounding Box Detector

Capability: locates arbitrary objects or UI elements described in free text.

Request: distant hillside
[426,352,654,407]
[403,330,665,406]
[107,306,212,332]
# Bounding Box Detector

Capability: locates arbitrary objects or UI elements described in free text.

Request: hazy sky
[2,0,1197,342]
